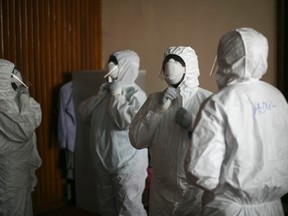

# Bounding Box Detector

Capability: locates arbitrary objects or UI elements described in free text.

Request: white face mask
[163,59,185,85]
[104,62,119,82]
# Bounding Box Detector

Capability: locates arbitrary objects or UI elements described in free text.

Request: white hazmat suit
[0,59,42,216]
[129,46,212,216]
[185,28,288,216]
[79,50,148,216]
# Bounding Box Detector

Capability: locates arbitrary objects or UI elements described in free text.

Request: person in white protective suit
[79,50,148,216]
[184,27,288,216]
[0,59,42,216]
[129,46,212,216]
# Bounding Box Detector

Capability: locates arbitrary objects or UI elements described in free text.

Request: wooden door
[0,0,102,214]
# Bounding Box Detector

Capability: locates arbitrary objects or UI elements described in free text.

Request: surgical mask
[162,59,185,85]
[104,62,119,82]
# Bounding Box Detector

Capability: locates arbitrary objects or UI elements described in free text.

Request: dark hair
[162,54,185,70]
[108,55,118,65]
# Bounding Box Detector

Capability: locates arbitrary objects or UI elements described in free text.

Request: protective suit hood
[0,59,15,92]
[111,50,140,85]
[216,27,268,88]
[161,46,200,93]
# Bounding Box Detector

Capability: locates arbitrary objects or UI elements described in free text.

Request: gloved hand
[158,87,178,112]
[159,87,178,105]
[175,107,192,129]
[109,80,122,96]
[17,85,30,114]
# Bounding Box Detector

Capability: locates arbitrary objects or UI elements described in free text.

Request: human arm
[78,83,109,122]
[108,86,147,129]
[0,97,41,143]
[158,86,178,112]
[129,93,166,149]
[184,99,226,191]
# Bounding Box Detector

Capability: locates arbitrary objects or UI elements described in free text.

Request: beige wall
[102,0,276,94]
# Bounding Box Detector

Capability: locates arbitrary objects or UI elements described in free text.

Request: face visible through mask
[163,58,185,86]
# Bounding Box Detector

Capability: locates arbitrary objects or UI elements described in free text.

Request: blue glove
[175,107,192,129]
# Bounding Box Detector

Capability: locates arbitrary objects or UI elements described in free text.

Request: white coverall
[129,46,212,216]
[185,28,288,216]
[0,59,42,216]
[79,50,148,216]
